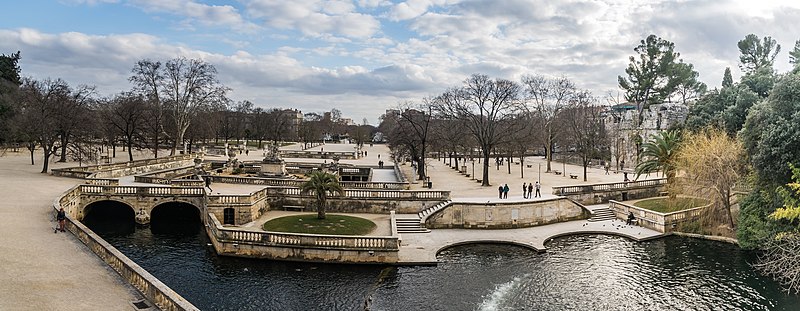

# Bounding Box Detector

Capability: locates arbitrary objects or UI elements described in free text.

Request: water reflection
[83,208,800,311]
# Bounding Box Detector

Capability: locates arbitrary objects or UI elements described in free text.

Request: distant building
[279,109,303,139]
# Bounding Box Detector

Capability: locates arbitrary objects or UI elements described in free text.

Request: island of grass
[262,214,377,235]
[634,197,710,213]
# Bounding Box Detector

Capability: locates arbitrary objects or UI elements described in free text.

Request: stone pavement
[397,218,663,264]
[0,150,144,310]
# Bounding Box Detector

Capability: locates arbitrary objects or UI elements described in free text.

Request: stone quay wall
[51,154,199,179]
[54,186,199,310]
[205,213,399,264]
[425,198,590,229]
[609,199,709,233]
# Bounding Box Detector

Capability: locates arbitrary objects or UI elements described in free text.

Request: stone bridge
[69,185,207,225]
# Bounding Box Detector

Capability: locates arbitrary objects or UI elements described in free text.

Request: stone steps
[588,208,616,222]
[417,200,453,220]
[395,217,430,233]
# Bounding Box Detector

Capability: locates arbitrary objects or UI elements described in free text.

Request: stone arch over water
[150,202,202,233]
[81,200,136,234]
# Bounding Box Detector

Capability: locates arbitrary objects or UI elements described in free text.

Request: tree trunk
[317,196,326,219]
[127,140,134,162]
[545,144,552,173]
[41,146,52,173]
[59,135,68,162]
[482,152,490,186]
[507,155,511,174]
[583,156,588,182]
[520,156,524,178]
[28,144,35,165]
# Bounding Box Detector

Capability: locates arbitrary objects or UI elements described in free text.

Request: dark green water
[83,205,800,311]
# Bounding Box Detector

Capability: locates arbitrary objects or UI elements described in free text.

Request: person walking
[522,182,527,199]
[498,185,503,199]
[503,184,509,199]
[605,162,610,175]
[527,182,534,199]
[56,207,66,232]
[205,176,213,192]
[535,181,541,198]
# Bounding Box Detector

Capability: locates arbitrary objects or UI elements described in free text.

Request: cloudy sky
[2,0,799,124]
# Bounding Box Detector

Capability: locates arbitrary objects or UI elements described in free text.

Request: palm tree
[636,130,681,194]
[301,170,344,219]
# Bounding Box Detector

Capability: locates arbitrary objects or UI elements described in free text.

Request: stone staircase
[394,200,453,234]
[394,217,430,233]
[588,207,616,222]
[418,200,453,222]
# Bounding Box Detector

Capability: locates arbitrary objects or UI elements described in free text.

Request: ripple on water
[85,214,800,311]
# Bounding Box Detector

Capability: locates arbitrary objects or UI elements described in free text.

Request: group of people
[498,181,542,199]
[522,181,541,199]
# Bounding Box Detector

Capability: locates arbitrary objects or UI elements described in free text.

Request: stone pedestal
[260,157,287,177]
[135,209,150,226]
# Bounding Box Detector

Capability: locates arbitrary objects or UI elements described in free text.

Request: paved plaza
[0,143,663,309]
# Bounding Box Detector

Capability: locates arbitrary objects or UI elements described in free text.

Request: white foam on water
[476,274,529,311]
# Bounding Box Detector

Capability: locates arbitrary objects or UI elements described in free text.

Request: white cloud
[244,0,381,38]
[123,0,259,32]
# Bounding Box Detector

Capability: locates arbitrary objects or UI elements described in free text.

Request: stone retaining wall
[425,198,590,229]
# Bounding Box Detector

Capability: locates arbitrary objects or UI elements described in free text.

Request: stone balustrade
[206,213,399,263]
[54,186,198,310]
[52,154,198,178]
[608,199,708,233]
[552,178,667,195]
[79,185,205,196]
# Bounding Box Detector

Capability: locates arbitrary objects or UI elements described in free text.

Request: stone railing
[85,178,119,186]
[134,165,199,185]
[170,178,205,187]
[274,187,449,200]
[608,199,708,233]
[393,162,408,183]
[552,178,667,195]
[280,150,357,160]
[54,186,198,310]
[52,154,197,178]
[208,175,305,187]
[339,181,410,190]
[209,175,411,190]
[79,185,206,196]
[206,213,398,251]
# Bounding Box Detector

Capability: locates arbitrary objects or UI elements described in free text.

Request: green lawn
[634,197,709,213]
[262,214,376,235]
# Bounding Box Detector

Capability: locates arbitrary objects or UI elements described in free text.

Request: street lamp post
[538,163,541,182]
[471,158,475,180]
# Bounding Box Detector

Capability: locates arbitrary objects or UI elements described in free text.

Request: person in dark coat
[498,185,503,199]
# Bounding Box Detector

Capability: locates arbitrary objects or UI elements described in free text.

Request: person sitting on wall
[627,212,636,225]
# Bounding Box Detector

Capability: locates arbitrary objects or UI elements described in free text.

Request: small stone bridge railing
[206,213,399,251]
[79,185,206,196]
[54,186,199,310]
[609,199,709,233]
[552,178,667,196]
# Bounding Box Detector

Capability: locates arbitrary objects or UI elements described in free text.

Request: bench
[526,164,532,168]
[569,174,578,179]
[553,170,562,175]
[465,174,470,178]
[284,205,305,211]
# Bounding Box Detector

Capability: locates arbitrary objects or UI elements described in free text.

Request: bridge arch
[81,200,136,233]
[150,201,202,233]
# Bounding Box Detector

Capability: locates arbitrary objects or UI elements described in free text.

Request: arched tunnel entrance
[82,200,136,235]
[150,202,202,235]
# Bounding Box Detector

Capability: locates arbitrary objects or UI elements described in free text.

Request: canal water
[83,207,800,311]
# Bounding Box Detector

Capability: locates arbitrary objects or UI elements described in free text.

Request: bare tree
[102,92,146,161]
[18,78,70,173]
[563,91,607,181]
[129,60,166,158]
[434,74,522,186]
[522,74,575,173]
[54,84,95,162]
[130,58,228,156]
